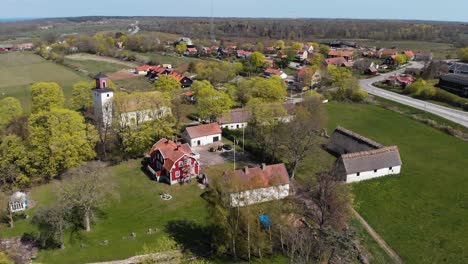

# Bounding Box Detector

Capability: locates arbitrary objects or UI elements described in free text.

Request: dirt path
[66,53,139,68]
[352,208,404,264]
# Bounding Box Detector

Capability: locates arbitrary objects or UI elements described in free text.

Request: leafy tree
[154,75,182,96]
[275,40,285,50]
[196,83,233,122]
[319,45,330,56]
[326,65,352,88]
[279,101,326,178]
[248,51,266,72]
[0,97,22,132]
[237,77,287,104]
[458,47,468,62]
[311,53,325,68]
[175,42,187,55]
[24,108,97,180]
[291,42,303,51]
[32,204,70,249]
[31,82,65,112]
[255,41,264,52]
[71,81,94,110]
[195,61,243,84]
[57,165,118,232]
[394,54,408,65]
[0,252,14,264]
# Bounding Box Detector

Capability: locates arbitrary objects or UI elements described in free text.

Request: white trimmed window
[175,171,180,177]
[179,161,184,167]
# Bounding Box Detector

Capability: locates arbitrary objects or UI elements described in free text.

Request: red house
[147,138,200,185]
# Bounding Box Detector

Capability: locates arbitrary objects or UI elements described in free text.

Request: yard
[322,102,468,264]
[0,52,90,112]
[0,160,210,263]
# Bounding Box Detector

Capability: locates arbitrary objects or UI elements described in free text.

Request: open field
[133,52,202,69]
[350,39,458,60]
[323,102,468,263]
[0,52,89,112]
[0,160,209,264]
[64,53,138,76]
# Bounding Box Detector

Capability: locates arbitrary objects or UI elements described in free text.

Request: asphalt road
[360,62,468,128]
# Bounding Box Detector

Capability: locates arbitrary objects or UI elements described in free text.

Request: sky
[1,0,467,22]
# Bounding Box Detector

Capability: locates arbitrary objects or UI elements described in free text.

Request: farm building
[223,164,290,207]
[183,123,222,147]
[147,138,200,185]
[328,126,402,183]
[218,108,250,130]
[334,146,402,183]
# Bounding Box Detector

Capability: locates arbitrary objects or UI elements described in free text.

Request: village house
[184,47,198,56]
[379,49,398,58]
[295,50,308,61]
[448,62,468,75]
[147,66,193,88]
[438,74,468,98]
[328,49,354,61]
[236,50,252,59]
[146,138,200,185]
[413,50,433,61]
[328,126,402,183]
[296,67,321,87]
[264,68,288,80]
[385,74,415,87]
[135,64,152,75]
[218,108,250,130]
[384,55,397,66]
[183,123,223,147]
[325,57,353,67]
[223,163,290,207]
[403,50,415,60]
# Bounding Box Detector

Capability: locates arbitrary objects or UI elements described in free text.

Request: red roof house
[223,163,290,207]
[385,74,415,87]
[147,138,200,185]
[325,57,353,67]
[183,123,223,146]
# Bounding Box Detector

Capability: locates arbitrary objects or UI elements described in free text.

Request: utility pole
[233,136,236,170]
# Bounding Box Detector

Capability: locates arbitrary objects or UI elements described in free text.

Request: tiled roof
[224,163,290,190]
[325,57,353,67]
[185,123,222,139]
[149,138,195,171]
[329,49,353,57]
[218,108,251,125]
[136,64,152,71]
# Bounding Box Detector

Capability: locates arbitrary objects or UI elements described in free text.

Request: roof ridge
[335,126,384,149]
[342,146,399,159]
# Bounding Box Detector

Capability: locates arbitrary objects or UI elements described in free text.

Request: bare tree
[280,98,326,178]
[32,204,70,249]
[57,164,118,232]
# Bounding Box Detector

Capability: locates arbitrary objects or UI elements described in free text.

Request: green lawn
[64,58,133,76]
[0,52,90,112]
[323,102,468,264]
[0,160,209,264]
[133,52,202,69]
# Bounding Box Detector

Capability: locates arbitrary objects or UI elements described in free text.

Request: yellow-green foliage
[31,82,65,112]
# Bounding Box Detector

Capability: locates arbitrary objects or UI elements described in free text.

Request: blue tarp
[259,214,271,228]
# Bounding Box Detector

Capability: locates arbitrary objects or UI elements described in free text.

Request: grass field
[323,102,468,264]
[133,52,202,69]
[0,52,90,112]
[0,161,209,264]
[349,39,458,60]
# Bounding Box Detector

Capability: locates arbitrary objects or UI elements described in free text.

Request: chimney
[261,163,266,170]
[165,139,169,144]
[243,166,249,174]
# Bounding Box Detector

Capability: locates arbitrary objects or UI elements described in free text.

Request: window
[389,167,393,170]
[374,169,378,173]
[107,94,110,97]
[179,161,184,167]
[175,171,180,177]
[357,172,360,176]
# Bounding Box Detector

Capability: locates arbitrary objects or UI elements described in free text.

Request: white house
[217,108,250,130]
[328,126,402,183]
[334,146,402,183]
[224,164,290,207]
[183,123,222,147]
[9,192,28,213]
[135,65,152,75]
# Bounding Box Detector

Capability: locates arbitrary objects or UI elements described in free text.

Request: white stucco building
[182,123,222,147]
[9,192,28,213]
[328,126,402,183]
[92,73,114,127]
[224,164,290,208]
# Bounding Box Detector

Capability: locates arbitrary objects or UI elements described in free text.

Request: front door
[213,136,219,142]
[197,140,201,146]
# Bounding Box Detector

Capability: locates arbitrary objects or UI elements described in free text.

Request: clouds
[0,0,467,22]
